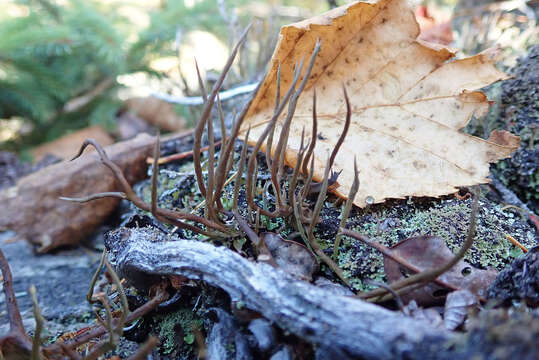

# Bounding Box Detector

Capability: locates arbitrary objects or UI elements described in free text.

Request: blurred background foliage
[0,0,325,153]
[0,0,536,155]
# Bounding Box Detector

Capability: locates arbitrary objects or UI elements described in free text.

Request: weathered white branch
[105,227,451,360]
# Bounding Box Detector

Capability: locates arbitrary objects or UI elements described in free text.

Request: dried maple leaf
[241,0,519,207]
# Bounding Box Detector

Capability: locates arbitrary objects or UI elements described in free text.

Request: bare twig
[59,192,127,202]
[44,286,168,357]
[29,285,45,360]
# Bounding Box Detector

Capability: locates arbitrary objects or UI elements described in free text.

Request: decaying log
[105,227,452,360]
[0,134,156,252]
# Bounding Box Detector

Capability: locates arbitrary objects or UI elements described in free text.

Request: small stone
[248,318,276,353]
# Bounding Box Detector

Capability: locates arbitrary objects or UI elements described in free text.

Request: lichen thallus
[62,27,480,300]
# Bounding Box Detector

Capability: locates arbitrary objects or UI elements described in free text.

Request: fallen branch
[104,227,451,359]
[152,82,258,106]
[0,133,156,252]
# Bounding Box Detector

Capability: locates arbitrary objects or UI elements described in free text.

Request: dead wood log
[0,134,156,252]
[105,227,452,360]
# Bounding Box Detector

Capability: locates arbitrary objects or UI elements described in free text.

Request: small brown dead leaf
[383,236,497,306]
[241,0,519,207]
[261,233,318,280]
[30,125,113,163]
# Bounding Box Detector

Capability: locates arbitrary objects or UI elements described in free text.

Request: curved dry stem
[233,126,251,210]
[212,79,263,208]
[193,24,251,199]
[340,229,458,292]
[333,157,359,260]
[245,62,303,217]
[307,156,349,286]
[328,85,351,171]
[302,89,318,176]
[288,128,306,211]
[87,249,107,304]
[266,65,281,172]
[29,285,45,360]
[68,139,228,235]
[104,259,129,332]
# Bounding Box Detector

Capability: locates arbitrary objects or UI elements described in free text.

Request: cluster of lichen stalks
[64,30,358,285]
[65,26,480,300]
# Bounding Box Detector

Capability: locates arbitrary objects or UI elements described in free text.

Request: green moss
[156,308,202,355]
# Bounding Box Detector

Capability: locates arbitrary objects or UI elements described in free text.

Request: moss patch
[318,198,537,291]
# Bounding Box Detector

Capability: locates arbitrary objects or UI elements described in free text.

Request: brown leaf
[383,236,497,306]
[241,0,519,207]
[30,125,113,163]
[261,233,318,280]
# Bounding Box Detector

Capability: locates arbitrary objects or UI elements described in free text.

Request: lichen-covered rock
[446,307,539,360]
[488,246,539,307]
[468,45,538,213]
[493,45,539,212]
